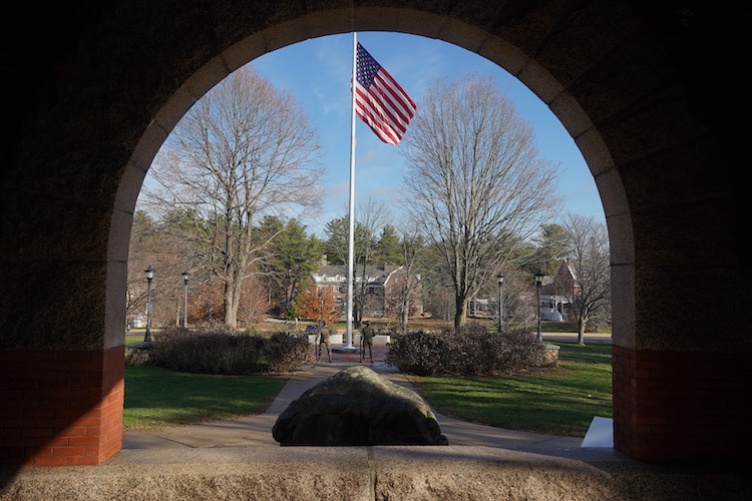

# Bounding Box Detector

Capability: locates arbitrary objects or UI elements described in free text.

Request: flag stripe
[354,42,416,146]
[364,71,415,134]
[370,75,411,133]
[355,80,411,145]
[375,70,416,122]
[355,86,404,143]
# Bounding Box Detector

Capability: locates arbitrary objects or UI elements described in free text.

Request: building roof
[312,264,404,286]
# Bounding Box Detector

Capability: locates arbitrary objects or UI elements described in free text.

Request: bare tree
[388,223,424,334]
[142,66,323,328]
[324,197,391,327]
[126,210,157,328]
[560,214,611,345]
[353,198,391,326]
[400,74,561,329]
[416,242,455,322]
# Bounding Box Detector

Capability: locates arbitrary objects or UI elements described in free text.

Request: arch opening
[8,2,746,471]
[114,27,619,456]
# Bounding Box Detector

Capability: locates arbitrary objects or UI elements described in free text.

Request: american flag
[354,43,416,146]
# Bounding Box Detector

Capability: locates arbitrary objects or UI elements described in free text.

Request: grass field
[406,341,612,436]
[123,340,611,436]
[123,365,288,430]
[125,332,144,345]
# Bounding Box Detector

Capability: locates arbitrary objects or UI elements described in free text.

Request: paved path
[122,341,589,451]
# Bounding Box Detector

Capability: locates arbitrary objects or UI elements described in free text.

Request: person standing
[360,321,375,364]
[317,319,333,363]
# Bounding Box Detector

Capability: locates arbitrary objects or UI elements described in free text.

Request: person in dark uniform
[316,319,333,363]
[360,321,375,364]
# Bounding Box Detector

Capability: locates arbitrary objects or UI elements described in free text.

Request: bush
[385,325,544,376]
[149,327,314,375]
[384,330,446,376]
[263,331,315,373]
[476,329,546,373]
[151,327,264,375]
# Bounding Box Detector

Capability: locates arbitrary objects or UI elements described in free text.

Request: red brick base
[0,346,124,466]
[612,346,752,462]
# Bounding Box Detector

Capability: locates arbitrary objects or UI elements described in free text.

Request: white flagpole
[345,31,357,349]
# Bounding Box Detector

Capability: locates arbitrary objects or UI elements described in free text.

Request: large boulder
[272,366,448,446]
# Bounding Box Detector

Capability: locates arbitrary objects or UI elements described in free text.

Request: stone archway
[111,15,635,452]
[1,1,747,469]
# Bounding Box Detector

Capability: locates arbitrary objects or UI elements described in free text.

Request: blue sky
[160,32,605,238]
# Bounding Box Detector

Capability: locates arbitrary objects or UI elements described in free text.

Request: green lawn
[123,338,612,437]
[125,332,145,345]
[123,365,288,430]
[407,341,612,436]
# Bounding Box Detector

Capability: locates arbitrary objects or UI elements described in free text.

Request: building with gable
[311,260,422,320]
[539,259,581,322]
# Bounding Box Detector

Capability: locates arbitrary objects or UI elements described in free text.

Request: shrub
[384,329,446,376]
[473,329,545,374]
[149,327,315,375]
[385,326,544,376]
[151,327,264,375]
[262,331,315,373]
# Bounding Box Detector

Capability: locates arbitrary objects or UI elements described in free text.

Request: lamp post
[497,273,504,333]
[144,265,155,342]
[181,271,190,329]
[534,270,544,342]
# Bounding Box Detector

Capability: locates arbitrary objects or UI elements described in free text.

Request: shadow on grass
[124,365,288,430]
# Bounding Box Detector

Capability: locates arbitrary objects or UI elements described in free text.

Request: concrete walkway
[123,343,584,451]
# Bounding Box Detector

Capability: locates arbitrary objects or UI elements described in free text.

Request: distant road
[542,333,612,344]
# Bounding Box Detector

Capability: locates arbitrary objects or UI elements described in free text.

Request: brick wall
[0,346,124,466]
[612,345,752,462]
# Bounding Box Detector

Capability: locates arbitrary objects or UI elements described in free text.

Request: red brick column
[0,346,124,466]
[612,346,752,462]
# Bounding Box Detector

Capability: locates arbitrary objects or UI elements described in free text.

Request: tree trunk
[454,296,467,330]
[400,296,409,335]
[223,278,240,328]
[577,318,586,345]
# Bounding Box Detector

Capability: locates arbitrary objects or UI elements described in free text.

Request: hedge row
[127,324,545,377]
[384,324,545,376]
[132,327,314,375]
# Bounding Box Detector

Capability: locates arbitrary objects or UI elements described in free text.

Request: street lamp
[181,271,190,329]
[497,273,504,333]
[534,270,544,342]
[144,265,155,342]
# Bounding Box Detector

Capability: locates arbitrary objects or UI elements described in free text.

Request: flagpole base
[332,345,359,353]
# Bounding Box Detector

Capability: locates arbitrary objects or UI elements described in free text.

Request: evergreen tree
[374,224,402,266]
